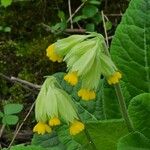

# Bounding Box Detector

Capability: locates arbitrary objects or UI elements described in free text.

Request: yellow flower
[46,44,63,62]
[107,72,122,85]
[49,117,61,126]
[78,89,96,100]
[69,120,85,135]
[64,72,78,86]
[33,122,52,135]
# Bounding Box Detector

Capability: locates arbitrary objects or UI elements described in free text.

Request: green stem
[114,83,134,132]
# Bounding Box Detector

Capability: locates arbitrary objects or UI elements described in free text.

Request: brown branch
[67,0,87,23]
[68,0,73,29]
[0,73,41,90]
[10,77,41,89]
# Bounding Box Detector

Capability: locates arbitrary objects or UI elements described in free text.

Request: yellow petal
[70,120,85,135]
[64,72,78,86]
[49,117,61,126]
[107,71,122,85]
[33,122,52,135]
[78,89,96,101]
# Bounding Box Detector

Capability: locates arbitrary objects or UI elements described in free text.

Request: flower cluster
[33,77,84,135]
[46,32,122,101]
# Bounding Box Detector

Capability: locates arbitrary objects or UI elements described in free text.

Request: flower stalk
[114,83,134,132]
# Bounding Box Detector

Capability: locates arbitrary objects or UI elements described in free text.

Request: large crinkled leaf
[57,125,83,150]
[117,131,150,150]
[53,72,104,120]
[128,93,150,139]
[76,119,128,150]
[110,0,150,98]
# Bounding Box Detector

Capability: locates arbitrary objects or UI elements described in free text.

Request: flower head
[62,33,122,100]
[33,122,52,135]
[34,76,84,135]
[70,120,85,135]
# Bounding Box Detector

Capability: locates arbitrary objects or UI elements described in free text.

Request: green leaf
[32,132,66,150]
[2,115,19,125]
[0,26,3,31]
[53,72,105,120]
[73,15,87,23]
[78,120,128,150]
[58,11,65,21]
[57,125,83,149]
[110,0,150,98]
[128,93,150,139]
[92,13,102,25]
[117,131,150,150]
[4,103,23,115]
[1,0,12,7]
[82,5,98,18]
[88,0,101,5]
[105,21,112,30]
[4,27,11,32]
[3,144,45,150]
[86,23,95,32]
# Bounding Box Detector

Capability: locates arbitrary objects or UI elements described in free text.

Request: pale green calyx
[55,34,92,57]
[64,33,119,91]
[35,76,78,124]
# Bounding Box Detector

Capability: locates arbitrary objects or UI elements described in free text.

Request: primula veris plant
[33,76,84,135]
[46,33,122,101]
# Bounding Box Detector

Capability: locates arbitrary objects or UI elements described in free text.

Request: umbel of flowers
[46,32,122,101]
[33,77,84,135]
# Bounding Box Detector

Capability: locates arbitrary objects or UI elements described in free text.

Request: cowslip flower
[63,33,122,100]
[46,34,92,63]
[33,76,84,135]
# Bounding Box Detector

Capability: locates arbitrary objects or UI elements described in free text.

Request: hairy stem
[114,83,134,132]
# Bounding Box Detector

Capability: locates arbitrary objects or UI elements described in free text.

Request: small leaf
[2,115,19,125]
[92,13,102,25]
[1,0,12,7]
[58,11,65,21]
[82,5,98,18]
[86,23,95,32]
[105,21,112,30]
[128,93,150,139]
[4,27,11,32]
[73,15,87,23]
[4,103,23,115]
[88,0,101,5]
[117,131,150,150]
[0,26,3,31]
